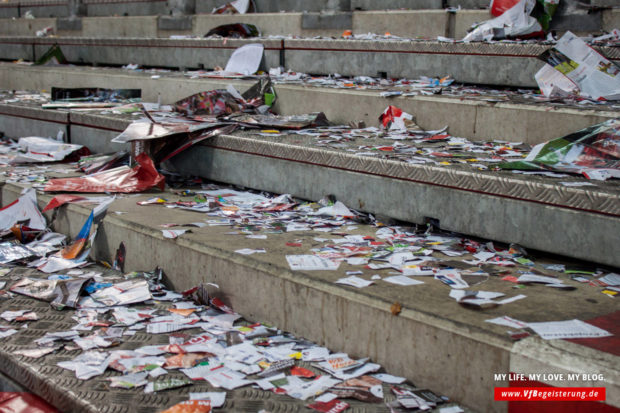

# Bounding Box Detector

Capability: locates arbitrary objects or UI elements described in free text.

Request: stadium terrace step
[1,9,619,40]
[0,0,450,19]
[0,93,618,267]
[0,63,617,144]
[1,36,620,87]
[0,11,488,39]
[0,174,619,412]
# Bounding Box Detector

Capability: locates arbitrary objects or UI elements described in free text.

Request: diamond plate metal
[205,134,620,216]
[0,267,405,413]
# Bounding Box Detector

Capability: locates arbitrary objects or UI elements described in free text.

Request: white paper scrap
[225,43,264,75]
[383,275,424,286]
[527,319,612,340]
[439,406,464,413]
[485,316,529,329]
[335,276,374,288]
[286,255,340,271]
[372,373,407,384]
[189,392,227,407]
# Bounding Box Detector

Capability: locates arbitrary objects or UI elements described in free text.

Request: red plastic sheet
[380,105,402,129]
[490,0,520,16]
[41,195,86,212]
[0,392,58,413]
[44,153,165,193]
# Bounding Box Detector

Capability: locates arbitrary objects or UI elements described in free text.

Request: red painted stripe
[70,121,124,132]
[565,311,620,357]
[285,46,542,58]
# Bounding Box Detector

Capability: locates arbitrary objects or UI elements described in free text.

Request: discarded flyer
[11,137,86,164]
[44,153,165,193]
[500,118,620,180]
[463,0,544,42]
[0,189,46,231]
[527,319,613,340]
[224,43,264,75]
[10,277,92,309]
[536,31,620,100]
[286,255,340,271]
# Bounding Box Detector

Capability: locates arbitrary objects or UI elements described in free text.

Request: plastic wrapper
[11,137,87,164]
[463,0,543,42]
[0,242,36,264]
[535,31,620,100]
[44,153,165,193]
[491,0,558,30]
[307,400,349,413]
[42,195,87,212]
[60,211,93,259]
[500,118,620,180]
[331,375,384,403]
[10,276,92,309]
[205,23,259,38]
[0,189,46,231]
[173,90,259,117]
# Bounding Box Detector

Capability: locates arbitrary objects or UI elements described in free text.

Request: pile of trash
[0,191,466,412]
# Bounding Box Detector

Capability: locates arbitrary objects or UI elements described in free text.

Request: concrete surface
[0,95,618,266]
[196,0,351,14]
[84,0,168,17]
[603,9,620,32]
[9,37,284,70]
[81,15,158,37]
[0,18,56,36]
[0,63,618,144]
[0,264,474,413]
[0,36,594,87]
[1,8,616,39]
[0,174,617,412]
[350,0,442,10]
[353,10,449,38]
[282,39,552,87]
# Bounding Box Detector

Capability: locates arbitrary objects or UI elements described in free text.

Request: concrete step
[1,9,619,40]
[0,170,618,413]
[0,11,490,39]
[2,36,620,87]
[0,93,618,267]
[0,63,617,144]
[0,0,458,19]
